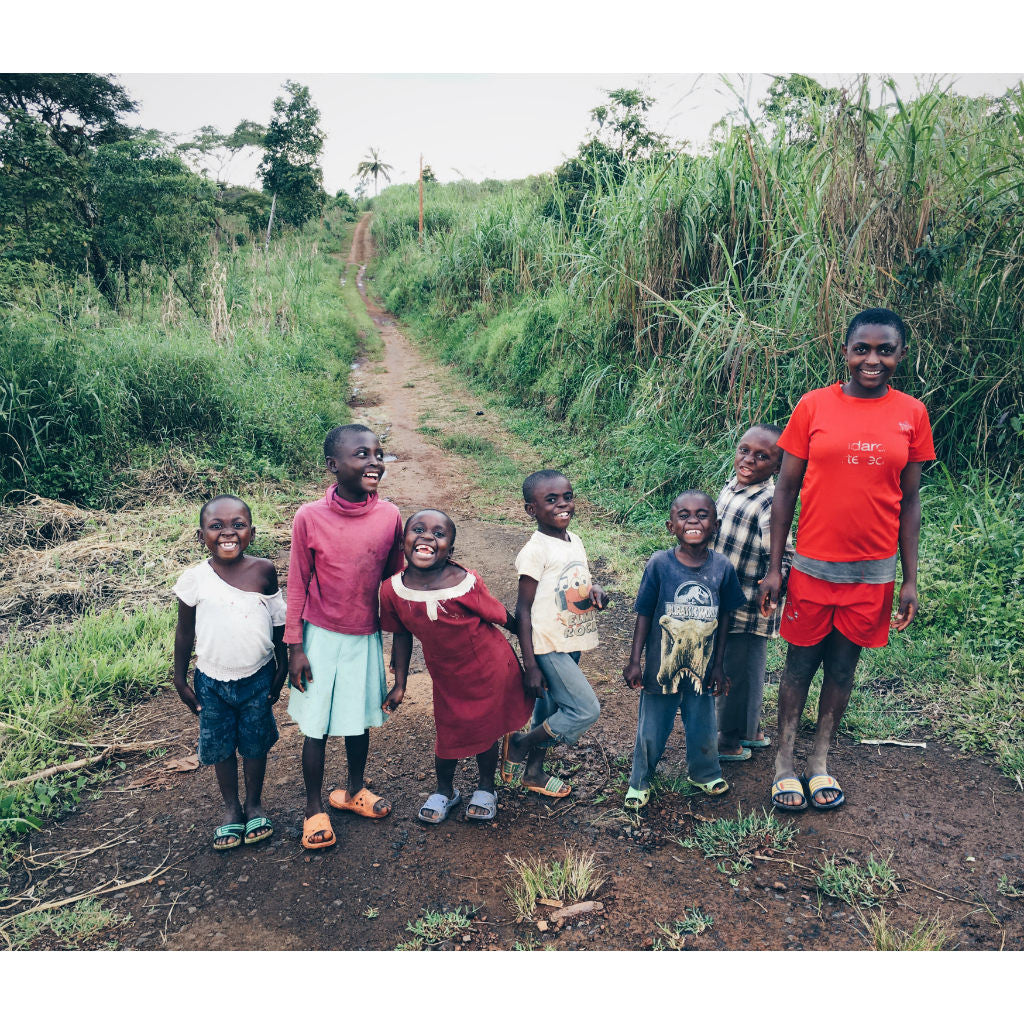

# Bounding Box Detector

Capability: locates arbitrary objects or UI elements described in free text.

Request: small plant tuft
[857,906,953,950]
[505,845,606,920]
[653,906,714,950]
[816,853,900,907]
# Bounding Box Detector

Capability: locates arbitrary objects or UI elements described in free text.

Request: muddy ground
[5,216,1022,952]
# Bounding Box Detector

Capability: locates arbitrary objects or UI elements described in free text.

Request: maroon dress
[379,568,532,759]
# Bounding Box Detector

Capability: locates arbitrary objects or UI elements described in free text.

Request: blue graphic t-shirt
[634,548,744,695]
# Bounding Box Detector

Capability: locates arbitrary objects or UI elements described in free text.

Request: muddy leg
[805,629,862,805]
[773,641,826,805]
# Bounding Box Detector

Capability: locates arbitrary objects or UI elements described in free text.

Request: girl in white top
[173,495,287,852]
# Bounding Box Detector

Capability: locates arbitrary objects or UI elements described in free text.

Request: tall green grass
[1,228,357,504]
[0,604,174,866]
[371,80,1024,781]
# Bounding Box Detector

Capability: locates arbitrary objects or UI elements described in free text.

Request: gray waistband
[793,552,898,584]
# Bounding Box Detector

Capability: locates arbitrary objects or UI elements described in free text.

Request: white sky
[114,72,1024,193]
[8,1,1024,194]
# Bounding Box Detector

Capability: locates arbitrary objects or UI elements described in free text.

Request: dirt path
[7,216,1023,951]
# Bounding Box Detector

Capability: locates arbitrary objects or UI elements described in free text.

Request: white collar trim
[390,570,476,620]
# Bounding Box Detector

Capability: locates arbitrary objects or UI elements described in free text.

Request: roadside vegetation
[369,77,1024,782]
[0,75,364,874]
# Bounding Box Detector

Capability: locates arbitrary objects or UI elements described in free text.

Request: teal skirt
[287,623,388,739]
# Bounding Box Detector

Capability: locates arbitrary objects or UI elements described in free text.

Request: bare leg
[241,755,270,839]
[773,640,826,806]
[213,755,245,828]
[344,730,390,814]
[467,743,499,818]
[506,724,559,788]
[301,736,329,842]
[805,629,862,805]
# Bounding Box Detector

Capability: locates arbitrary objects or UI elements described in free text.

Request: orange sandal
[302,812,335,850]
[328,787,391,818]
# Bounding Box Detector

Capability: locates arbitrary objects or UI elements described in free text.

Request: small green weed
[396,906,477,949]
[675,808,797,872]
[857,906,952,950]
[653,906,714,949]
[505,845,606,920]
[362,906,380,919]
[816,853,901,907]
[4,897,123,950]
[997,874,1024,899]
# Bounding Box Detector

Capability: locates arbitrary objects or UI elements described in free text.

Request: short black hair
[522,469,569,504]
[748,423,782,441]
[404,508,457,545]
[845,308,907,348]
[670,489,716,514]
[199,494,251,527]
[323,423,377,461]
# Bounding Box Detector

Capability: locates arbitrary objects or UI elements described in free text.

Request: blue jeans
[716,633,769,742]
[195,660,279,765]
[629,686,721,788]
[531,651,600,746]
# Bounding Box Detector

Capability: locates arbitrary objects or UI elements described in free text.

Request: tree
[176,119,265,184]
[90,135,218,301]
[257,81,326,228]
[588,88,668,161]
[421,163,437,183]
[356,147,393,196]
[759,74,844,145]
[0,73,137,158]
[544,88,671,222]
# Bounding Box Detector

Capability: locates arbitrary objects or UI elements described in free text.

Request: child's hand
[893,581,918,632]
[707,667,729,697]
[622,661,643,689]
[758,569,783,616]
[523,665,546,699]
[591,584,609,611]
[288,646,313,692]
[174,681,201,716]
[382,683,406,712]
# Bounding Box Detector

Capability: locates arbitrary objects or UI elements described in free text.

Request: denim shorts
[195,660,279,765]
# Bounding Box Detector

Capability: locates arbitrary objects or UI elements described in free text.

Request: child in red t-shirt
[760,308,935,813]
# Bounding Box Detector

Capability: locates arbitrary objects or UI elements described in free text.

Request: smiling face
[200,497,253,563]
[734,427,781,486]
[525,475,574,538]
[404,510,456,572]
[327,429,385,501]
[668,493,717,551]
[842,324,905,398]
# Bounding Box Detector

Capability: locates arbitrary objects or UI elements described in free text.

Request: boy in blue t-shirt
[622,490,744,809]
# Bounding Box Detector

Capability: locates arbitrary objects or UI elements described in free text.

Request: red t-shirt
[779,383,936,562]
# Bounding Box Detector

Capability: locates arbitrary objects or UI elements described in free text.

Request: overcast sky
[116,73,1024,194]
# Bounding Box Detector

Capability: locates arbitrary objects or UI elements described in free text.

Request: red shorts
[780,568,894,649]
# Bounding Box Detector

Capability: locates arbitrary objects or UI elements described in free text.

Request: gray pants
[716,632,769,744]
[629,687,721,788]
[531,650,600,746]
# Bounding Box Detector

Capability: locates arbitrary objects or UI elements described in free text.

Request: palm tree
[355,147,393,196]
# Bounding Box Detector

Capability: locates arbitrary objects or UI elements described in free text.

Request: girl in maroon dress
[380,509,533,823]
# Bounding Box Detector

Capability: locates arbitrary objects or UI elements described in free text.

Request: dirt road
[8,216,1022,951]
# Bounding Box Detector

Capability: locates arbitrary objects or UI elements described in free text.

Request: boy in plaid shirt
[714,425,793,759]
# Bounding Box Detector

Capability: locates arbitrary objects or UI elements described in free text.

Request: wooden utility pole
[264,192,277,251]
[418,153,424,245]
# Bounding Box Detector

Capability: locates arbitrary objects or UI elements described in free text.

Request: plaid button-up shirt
[714,476,793,637]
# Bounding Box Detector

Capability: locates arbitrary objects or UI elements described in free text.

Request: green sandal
[522,775,571,799]
[212,822,245,851]
[688,777,729,797]
[243,816,274,845]
[624,786,650,810]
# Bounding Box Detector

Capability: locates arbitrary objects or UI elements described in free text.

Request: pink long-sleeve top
[283,485,404,644]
